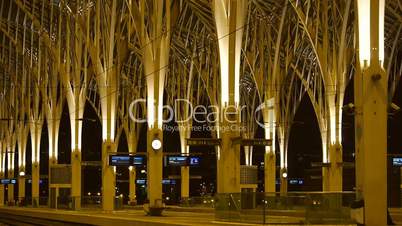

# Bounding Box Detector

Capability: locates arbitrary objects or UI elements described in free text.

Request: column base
[144,202,165,216]
[32,197,40,207]
[72,196,81,210]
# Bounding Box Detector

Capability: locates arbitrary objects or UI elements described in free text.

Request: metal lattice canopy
[0,0,401,154]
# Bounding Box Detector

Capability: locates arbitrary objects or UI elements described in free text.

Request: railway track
[0,212,92,226]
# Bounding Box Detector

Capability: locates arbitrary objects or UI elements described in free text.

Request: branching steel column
[356,0,387,225]
[213,0,246,194]
[127,0,173,210]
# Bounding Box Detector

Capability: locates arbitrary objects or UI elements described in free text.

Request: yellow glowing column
[356,0,387,225]
[17,127,27,204]
[102,140,115,211]
[214,0,246,195]
[129,166,136,205]
[147,127,163,209]
[128,132,138,205]
[69,99,84,210]
[179,125,190,200]
[0,144,5,206]
[145,63,165,210]
[30,123,42,207]
[7,149,14,204]
[262,99,276,193]
[101,81,117,211]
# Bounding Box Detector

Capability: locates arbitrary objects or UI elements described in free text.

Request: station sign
[241,139,272,146]
[136,179,176,185]
[231,137,272,146]
[164,155,201,167]
[0,179,16,184]
[187,138,221,146]
[109,154,146,166]
[289,178,304,185]
[393,157,402,166]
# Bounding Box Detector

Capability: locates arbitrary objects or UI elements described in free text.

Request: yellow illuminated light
[8,152,13,170]
[147,76,155,128]
[357,0,385,68]
[322,142,328,163]
[214,0,245,106]
[379,0,385,65]
[357,0,370,67]
[330,115,336,144]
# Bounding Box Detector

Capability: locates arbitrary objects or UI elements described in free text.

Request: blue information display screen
[167,156,188,166]
[132,156,145,166]
[165,156,201,167]
[136,179,176,185]
[109,155,131,166]
[189,157,200,166]
[393,157,402,166]
[0,179,16,184]
[289,178,304,185]
[109,155,145,166]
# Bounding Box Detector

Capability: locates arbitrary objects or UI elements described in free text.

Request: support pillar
[355,0,387,225]
[129,167,136,205]
[0,172,4,206]
[217,118,241,194]
[322,144,343,191]
[147,128,163,208]
[181,166,190,199]
[0,185,3,206]
[360,67,387,225]
[7,169,14,204]
[71,150,81,209]
[102,141,115,211]
[32,162,40,207]
[18,170,25,204]
[264,153,276,193]
[280,168,288,194]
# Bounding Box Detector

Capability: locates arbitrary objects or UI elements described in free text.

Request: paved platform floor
[0,206,365,226]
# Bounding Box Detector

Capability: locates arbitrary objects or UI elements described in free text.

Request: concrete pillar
[179,128,190,200]
[213,0,246,195]
[354,63,364,200]
[0,185,3,206]
[32,162,40,207]
[71,150,81,209]
[48,157,56,208]
[7,169,14,204]
[181,166,190,199]
[129,167,136,205]
[322,144,342,191]
[360,67,387,225]
[217,117,241,194]
[147,128,163,207]
[355,0,387,225]
[18,170,25,204]
[280,168,288,194]
[102,141,115,211]
[264,153,276,193]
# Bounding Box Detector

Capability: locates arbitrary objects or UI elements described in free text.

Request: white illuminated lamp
[282,172,288,179]
[151,138,162,151]
[19,171,25,177]
[357,0,385,68]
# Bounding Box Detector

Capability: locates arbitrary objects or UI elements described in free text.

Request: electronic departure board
[0,179,16,184]
[189,157,200,166]
[132,156,145,166]
[393,157,402,166]
[109,154,146,166]
[136,179,176,185]
[166,156,188,166]
[165,156,201,167]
